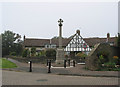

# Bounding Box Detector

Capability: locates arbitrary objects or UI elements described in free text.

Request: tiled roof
[24,37,116,47]
[84,37,116,46]
[24,38,50,47]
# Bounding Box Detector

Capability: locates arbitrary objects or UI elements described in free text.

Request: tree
[2,30,23,56]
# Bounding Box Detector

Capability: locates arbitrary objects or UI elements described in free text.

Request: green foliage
[1,30,23,56]
[40,50,45,56]
[104,62,116,68]
[10,52,16,56]
[22,49,30,57]
[64,54,68,58]
[97,50,109,63]
[31,47,36,57]
[45,49,56,59]
[0,58,17,68]
[99,55,104,64]
[117,33,120,47]
[113,56,119,64]
[76,52,87,58]
[36,50,45,57]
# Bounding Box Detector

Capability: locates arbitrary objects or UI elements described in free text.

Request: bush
[45,49,56,60]
[31,47,36,57]
[22,49,30,57]
[97,50,109,63]
[104,62,116,68]
[64,54,69,59]
[113,56,119,64]
[99,55,104,64]
[36,50,45,57]
[10,52,16,56]
[76,52,87,58]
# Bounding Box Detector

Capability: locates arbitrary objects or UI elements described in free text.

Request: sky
[0,1,118,39]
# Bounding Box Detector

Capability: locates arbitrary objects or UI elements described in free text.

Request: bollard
[68,59,70,66]
[64,60,66,68]
[29,60,32,72]
[73,60,75,67]
[48,60,51,73]
[46,59,49,66]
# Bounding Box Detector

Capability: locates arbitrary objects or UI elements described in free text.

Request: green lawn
[0,58,17,68]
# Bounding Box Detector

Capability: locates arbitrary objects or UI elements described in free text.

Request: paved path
[2,70,119,85]
[5,58,119,77]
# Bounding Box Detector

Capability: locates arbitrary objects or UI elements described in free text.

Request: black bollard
[68,59,70,66]
[64,60,66,68]
[73,60,75,67]
[47,59,49,66]
[29,60,32,72]
[48,60,51,73]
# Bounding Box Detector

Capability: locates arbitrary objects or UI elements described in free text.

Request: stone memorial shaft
[56,19,65,64]
[58,19,63,48]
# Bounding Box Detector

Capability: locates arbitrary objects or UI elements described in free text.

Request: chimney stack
[23,35,26,41]
[76,30,80,35]
[106,33,110,42]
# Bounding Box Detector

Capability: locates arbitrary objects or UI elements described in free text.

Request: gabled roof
[64,33,91,52]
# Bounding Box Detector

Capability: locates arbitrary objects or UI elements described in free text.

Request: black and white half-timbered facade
[64,30,91,55]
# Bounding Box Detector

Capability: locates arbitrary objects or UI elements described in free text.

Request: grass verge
[0,58,17,68]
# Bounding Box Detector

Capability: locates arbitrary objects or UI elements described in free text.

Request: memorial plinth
[56,48,65,64]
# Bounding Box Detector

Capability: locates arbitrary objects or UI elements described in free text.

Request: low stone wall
[8,56,55,63]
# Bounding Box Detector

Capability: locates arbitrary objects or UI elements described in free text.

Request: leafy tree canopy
[2,30,23,56]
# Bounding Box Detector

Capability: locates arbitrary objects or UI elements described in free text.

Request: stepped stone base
[56,48,65,65]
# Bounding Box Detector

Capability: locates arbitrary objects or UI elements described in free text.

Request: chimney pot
[107,33,110,38]
[24,35,25,41]
[76,30,80,35]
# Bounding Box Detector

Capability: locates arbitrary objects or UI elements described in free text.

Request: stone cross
[58,19,63,48]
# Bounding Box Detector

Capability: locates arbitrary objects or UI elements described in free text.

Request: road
[2,70,119,85]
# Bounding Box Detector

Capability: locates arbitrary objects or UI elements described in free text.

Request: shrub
[40,50,45,56]
[22,49,30,57]
[36,50,45,57]
[64,54,68,58]
[97,50,109,63]
[99,55,104,64]
[45,49,56,60]
[104,62,116,68]
[10,52,16,56]
[113,56,119,64]
[76,52,87,58]
[31,47,36,57]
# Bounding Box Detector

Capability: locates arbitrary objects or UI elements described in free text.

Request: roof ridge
[25,38,50,40]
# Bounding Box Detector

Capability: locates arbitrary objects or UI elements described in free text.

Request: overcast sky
[1,1,118,39]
